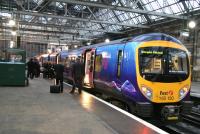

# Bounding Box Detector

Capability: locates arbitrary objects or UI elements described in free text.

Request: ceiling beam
[0,25,78,35]
[0,35,80,44]
[56,0,187,19]
[0,20,123,34]
[7,10,149,28]
[136,1,152,24]
[19,22,123,34]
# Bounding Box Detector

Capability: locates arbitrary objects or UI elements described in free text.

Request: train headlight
[141,86,152,100]
[179,86,189,100]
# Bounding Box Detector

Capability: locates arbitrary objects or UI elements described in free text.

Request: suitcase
[50,85,61,93]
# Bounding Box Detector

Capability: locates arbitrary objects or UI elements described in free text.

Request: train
[44,33,193,121]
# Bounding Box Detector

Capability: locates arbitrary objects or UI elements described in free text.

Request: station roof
[0,0,200,45]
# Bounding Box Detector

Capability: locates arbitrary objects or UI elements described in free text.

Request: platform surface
[0,78,166,134]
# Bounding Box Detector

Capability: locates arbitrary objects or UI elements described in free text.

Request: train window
[139,47,189,82]
[117,50,123,77]
[168,50,188,74]
[95,55,102,72]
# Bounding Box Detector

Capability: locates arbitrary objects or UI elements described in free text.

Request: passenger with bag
[50,63,64,93]
[70,58,84,94]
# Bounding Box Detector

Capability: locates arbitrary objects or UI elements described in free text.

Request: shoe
[69,91,74,94]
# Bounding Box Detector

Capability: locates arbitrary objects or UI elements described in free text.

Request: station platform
[191,82,200,98]
[0,78,167,134]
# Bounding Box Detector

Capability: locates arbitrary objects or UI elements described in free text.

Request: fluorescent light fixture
[8,19,16,26]
[11,31,16,36]
[188,21,196,29]
[10,41,14,48]
[47,49,52,53]
[105,38,110,43]
[0,13,11,18]
[181,31,189,37]
[63,46,68,50]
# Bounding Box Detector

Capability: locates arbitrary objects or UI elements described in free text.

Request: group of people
[42,62,56,79]
[27,56,84,94]
[54,57,84,94]
[27,58,40,79]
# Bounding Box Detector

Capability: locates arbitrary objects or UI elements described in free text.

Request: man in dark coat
[27,58,34,79]
[70,58,84,94]
[54,63,64,92]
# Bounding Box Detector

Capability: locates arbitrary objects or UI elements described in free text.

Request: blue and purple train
[53,33,193,120]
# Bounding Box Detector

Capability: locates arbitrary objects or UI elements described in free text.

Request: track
[164,99,200,134]
[181,111,200,127]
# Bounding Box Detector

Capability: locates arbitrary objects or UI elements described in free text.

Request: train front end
[135,38,193,121]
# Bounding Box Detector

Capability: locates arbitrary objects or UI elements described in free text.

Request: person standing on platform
[70,58,84,94]
[54,63,64,93]
[27,58,34,79]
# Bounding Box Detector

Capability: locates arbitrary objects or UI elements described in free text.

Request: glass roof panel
[33,0,43,5]
[185,0,200,10]
[74,5,86,11]
[150,1,160,10]
[56,2,64,8]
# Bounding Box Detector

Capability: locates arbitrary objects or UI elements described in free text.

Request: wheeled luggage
[50,85,61,93]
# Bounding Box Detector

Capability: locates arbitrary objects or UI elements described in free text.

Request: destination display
[141,50,163,55]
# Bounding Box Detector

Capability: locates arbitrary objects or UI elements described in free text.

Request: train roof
[90,33,182,47]
[63,33,183,54]
[131,33,182,45]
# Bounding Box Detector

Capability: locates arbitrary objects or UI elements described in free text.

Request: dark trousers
[56,78,63,92]
[27,70,34,79]
[71,77,82,93]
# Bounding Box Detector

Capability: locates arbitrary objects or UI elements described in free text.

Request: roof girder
[55,0,187,19]
[9,10,150,28]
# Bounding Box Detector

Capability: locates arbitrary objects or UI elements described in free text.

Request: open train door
[83,48,95,88]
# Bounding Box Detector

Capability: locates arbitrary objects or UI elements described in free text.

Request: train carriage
[59,33,193,121]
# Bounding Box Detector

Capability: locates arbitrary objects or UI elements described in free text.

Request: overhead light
[47,48,52,54]
[64,46,68,50]
[8,19,16,26]
[181,32,189,37]
[87,42,91,45]
[10,41,14,48]
[180,29,189,37]
[105,38,110,43]
[11,31,17,36]
[74,45,78,48]
[188,20,196,29]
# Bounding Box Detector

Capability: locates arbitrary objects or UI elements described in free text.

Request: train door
[83,49,95,88]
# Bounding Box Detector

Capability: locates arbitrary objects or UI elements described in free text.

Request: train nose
[161,105,180,121]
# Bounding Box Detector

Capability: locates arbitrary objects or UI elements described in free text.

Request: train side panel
[93,42,148,103]
[119,42,148,102]
[94,44,124,95]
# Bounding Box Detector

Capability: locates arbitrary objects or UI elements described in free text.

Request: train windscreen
[139,47,189,82]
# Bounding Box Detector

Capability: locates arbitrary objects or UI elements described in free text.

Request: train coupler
[161,105,180,121]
